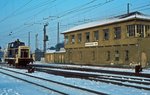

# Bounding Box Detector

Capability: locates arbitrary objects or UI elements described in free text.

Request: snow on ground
[29,72,150,95]
[0,73,56,95]
[1,65,150,95]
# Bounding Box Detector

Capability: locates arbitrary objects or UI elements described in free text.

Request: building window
[145,25,150,32]
[127,25,135,37]
[71,35,75,44]
[115,50,119,61]
[114,27,121,39]
[94,30,99,41]
[65,36,69,44]
[107,51,110,61]
[103,29,109,40]
[86,32,90,42]
[77,33,82,43]
[125,50,129,61]
[137,24,144,37]
[145,25,150,37]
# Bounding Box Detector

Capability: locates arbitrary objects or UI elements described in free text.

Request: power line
[0,0,33,23]
[132,3,150,11]
[58,0,97,17]
[12,0,57,17]
[43,0,97,21]
[44,0,114,22]
[138,7,150,12]
[0,0,60,43]
[52,0,114,27]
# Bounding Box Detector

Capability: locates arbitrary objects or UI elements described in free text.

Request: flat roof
[62,12,150,34]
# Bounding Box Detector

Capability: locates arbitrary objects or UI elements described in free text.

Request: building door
[141,52,147,67]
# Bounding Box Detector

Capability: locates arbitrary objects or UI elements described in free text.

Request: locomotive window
[11,44,13,48]
[21,49,29,58]
[9,50,12,56]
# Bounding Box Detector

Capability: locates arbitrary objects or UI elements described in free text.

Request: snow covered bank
[1,66,150,95]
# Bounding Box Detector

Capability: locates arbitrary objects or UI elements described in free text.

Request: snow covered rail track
[96,75,150,84]
[35,67,150,91]
[0,67,108,95]
[0,68,67,95]
[30,64,150,78]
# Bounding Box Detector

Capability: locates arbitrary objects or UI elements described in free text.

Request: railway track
[33,66,150,91]
[30,64,150,78]
[0,67,108,95]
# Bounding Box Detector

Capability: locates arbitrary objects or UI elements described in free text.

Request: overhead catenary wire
[41,0,98,21]
[0,0,33,24]
[0,0,59,40]
[59,0,114,18]
[0,0,57,24]
[12,0,57,18]
[64,0,114,19]
[42,0,114,23]
[51,0,115,30]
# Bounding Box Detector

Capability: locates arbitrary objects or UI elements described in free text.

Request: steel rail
[0,67,108,95]
[35,67,150,91]
[0,70,67,95]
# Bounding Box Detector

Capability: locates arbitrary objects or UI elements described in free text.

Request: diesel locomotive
[4,39,33,67]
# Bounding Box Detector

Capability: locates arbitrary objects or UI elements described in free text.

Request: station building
[62,12,150,67]
[45,48,66,63]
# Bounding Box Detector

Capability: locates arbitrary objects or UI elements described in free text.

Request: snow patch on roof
[62,12,150,34]
[46,48,66,53]
[46,50,56,53]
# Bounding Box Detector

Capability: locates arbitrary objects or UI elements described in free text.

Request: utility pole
[35,34,38,50]
[127,3,130,14]
[57,22,60,45]
[28,32,30,47]
[43,23,48,53]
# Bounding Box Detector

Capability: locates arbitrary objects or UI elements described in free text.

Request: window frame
[103,29,109,40]
[71,35,75,44]
[77,33,82,43]
[85,32,90,42]
[127,25,135,37]
[93,30,99,41]
[137,24,144,37]
[65,35,69,44]
[114,27,121,39]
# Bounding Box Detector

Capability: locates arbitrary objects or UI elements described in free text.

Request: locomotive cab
[4,39,33,67]
[15,46,32,66]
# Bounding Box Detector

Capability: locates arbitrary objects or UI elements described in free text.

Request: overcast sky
[0,0,150,51]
